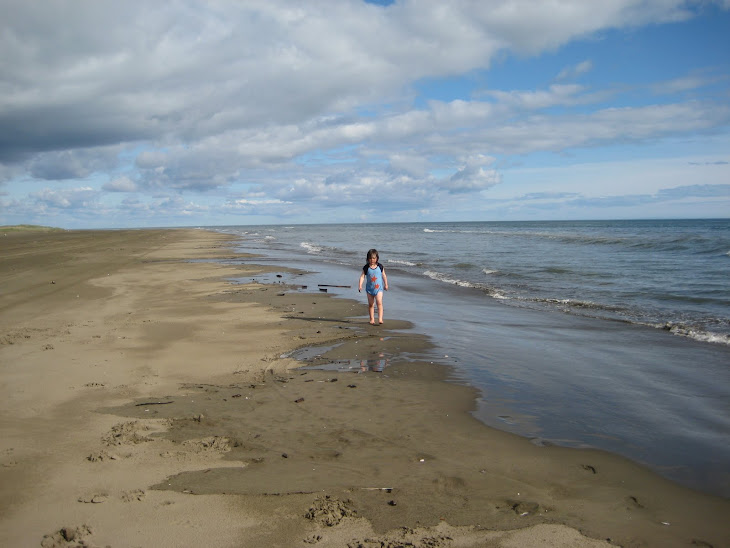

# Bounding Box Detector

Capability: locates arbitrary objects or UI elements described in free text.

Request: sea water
[212,219,730,498]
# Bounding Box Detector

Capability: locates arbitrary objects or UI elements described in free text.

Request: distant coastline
[1,224,66,233]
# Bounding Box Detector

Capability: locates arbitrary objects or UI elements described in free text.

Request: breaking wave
[300,242,323,254]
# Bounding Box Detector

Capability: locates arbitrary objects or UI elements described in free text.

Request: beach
[1,228,728,548]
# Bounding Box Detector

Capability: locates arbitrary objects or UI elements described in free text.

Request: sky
[1,0,729,229]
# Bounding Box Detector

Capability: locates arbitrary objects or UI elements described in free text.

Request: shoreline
[1,228,728,547]
[218,224,730,500]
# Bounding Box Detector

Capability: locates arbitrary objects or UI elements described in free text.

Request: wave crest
[300,242,323,254]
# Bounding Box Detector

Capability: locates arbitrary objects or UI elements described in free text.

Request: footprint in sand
[1,448,17,468]
[181,435,233,454]
[77,494,108,504]
[102,420,151,446]
[512,501,541,516]
[121,489,146,502]
[305,495,357,527]
[40,525,92,548]
[86,449,118,462]
[626,495,645,509]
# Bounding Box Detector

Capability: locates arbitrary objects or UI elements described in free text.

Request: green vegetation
[1,225,65,233]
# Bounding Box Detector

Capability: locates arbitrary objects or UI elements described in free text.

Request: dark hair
[366,248,379,261]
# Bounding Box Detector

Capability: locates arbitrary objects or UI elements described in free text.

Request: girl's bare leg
[375,292,384,324]
[367,294,376,324]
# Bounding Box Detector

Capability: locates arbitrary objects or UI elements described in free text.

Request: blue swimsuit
[364,263,385,296]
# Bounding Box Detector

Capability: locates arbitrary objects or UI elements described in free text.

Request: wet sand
[0,228,728,547]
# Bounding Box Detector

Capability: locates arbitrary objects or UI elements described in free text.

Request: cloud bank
[1,0,729,226]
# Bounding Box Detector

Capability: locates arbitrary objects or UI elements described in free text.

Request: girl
[358,248,389,324]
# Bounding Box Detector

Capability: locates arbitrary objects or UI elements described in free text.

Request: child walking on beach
[358,248,389,325]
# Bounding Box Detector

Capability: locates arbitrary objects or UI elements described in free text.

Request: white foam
[300,242,323,254]
[664,324,730,346]
[482,268,498,275]
[424,270,477,288]
[388,259,418,267]
[423,227,475,234]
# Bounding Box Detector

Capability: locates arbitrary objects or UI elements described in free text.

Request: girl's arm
[382,270,389,291]
[358,272,366,292]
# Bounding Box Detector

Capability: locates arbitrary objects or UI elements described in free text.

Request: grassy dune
[1,225,65,233]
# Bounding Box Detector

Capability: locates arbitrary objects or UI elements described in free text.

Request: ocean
[211,219,730,498]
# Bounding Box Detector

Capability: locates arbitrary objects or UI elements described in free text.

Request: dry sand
[1,228,728,548]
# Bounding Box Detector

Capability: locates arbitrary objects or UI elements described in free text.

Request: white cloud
[387,153,431,177]
[1,0,711,159]
[31,186,98,209]
[447,165,501,194]
[103,176,138,192]
[556,60,594,81]
[27,147,121,181]
[485,84,588,110]
[652,73,724,95]
[445,154,501,193]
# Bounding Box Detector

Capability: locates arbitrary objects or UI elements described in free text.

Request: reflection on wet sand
[360,354,388,372]
[301,355,390,373]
